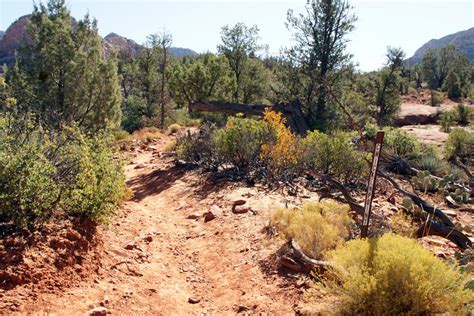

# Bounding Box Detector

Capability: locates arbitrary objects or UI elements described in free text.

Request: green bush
[303,131,370,183]
[431,90,444,106]
[323,233,473,315]
[384,128,421,160]
[0,115,126,229]
[270,201,353,259]
[416,145,449,177]
[58,129,126,222]
[438,109,457,132]
[445,128,474,161]
[455,103,473,126]
[0,127,60,227]
[214,115,267,171]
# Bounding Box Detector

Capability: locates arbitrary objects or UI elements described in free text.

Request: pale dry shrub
[270,201,353,259]
[321,233,473,315]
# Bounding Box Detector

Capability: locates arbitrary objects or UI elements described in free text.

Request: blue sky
[0,0,472,71]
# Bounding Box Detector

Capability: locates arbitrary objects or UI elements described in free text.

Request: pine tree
[6,0,121,131]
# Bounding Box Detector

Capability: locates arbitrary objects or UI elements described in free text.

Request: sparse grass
[167,123,182,134]
[270,201,353,260]
[132,127,163,141]
[321,233,473,315]
[390,210,417,237]
[162,139,177,153]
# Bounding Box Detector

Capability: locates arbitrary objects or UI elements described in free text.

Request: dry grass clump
[167,123,182,134]
[321,233,473,315]
[132,127,163,141]
[270,201,353,260]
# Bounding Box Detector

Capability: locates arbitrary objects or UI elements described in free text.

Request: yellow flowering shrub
[322,233,473,315]
[260,109,303,177]
[270,201,353,259]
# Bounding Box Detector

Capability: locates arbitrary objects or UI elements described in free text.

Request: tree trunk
[188,100,309,135]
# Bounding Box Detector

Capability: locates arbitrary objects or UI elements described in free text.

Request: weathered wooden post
[361,131,385,238]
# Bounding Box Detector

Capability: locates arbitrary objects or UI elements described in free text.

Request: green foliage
[0,114,125,229]
[6,0,121,131]
[270,202,353,260]
[214,115,267,170]
[445,128,474,161]
[383,128,421,160]
[438,109,457,132]
[286,0,357,130]
[416,144,449,176]
[218,23,263,103]
[176,125,220,170]
[375,47,405,126]
[455,103,472,126]
[169,53,235,107]
[121,95,147,133]
[303,130,369,183]
[323,233,473,315]
[431,90,444,106]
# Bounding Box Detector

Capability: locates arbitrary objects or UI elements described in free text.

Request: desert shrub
[363,123,379,140]
[302,131,369,183]
[132,127,163,142]
[214,115,267,171]
[166,108,200,127]
[384,128,421,160]
[0,115,126,228]
[162,139,177,153]
[445,128,474,161]
[389,210,416,237]
[167,123,182,134]
[0,126,60,228]
[416,145,449,177]
[57,129,126,223]
[121,95,147,132]
[431,90,444,106]
[176,125,220,169]
[455,103,473,126]
[112,129,132,142]
[323,233,473,315]
[438,109,457,132]
[260,110,303,178]
[270,201,353,259]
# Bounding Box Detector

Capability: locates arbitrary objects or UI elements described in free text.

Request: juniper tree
[286,0,357,130]
[218,23,263,103]
[6,0,121,131]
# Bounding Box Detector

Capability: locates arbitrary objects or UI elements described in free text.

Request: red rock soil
[1,134,311,315]
[1,130,471,315]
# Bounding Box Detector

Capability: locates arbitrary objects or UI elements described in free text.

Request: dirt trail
[12,135,303,315]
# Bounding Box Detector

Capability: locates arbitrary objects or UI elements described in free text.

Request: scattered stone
[236,305,250,313]
[188,297,201,304]
[186,213,200,220]
[134,163,146,169]
[124,242,135,250]
[387,195,396,205]
[100,295,110,307]
[203,211,216,223]
[89,306,108,316]
[144,235,153,242]
[233,200,247,207]
[232,206,250,214]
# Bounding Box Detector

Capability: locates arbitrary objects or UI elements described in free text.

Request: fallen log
[188,100,309,135]
[277,240,332,274]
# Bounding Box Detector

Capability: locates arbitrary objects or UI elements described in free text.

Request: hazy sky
[0,0,473,71]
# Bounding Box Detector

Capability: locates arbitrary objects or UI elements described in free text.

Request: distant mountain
[0,15,30,66]
[406,27,474,65]
[0,15,197,68]
[170,47,197,58]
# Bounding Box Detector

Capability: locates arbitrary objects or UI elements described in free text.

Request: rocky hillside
[0,15,196,67]
[406,27,474,65]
